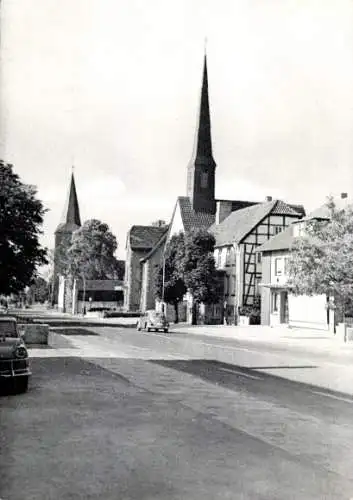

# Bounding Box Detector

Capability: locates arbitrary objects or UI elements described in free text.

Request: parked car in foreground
[0,317,31,393]
[136,310,169,333]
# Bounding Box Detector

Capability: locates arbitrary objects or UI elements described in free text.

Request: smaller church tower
[186,53,217,214]
[53,172,81,304]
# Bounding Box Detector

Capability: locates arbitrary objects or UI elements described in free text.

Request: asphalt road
[2,327,353,499]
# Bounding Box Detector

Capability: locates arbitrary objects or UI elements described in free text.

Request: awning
[259,283,289,290]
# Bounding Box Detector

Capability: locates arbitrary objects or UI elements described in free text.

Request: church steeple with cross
[186,49,217,214]
[53,169,82,304]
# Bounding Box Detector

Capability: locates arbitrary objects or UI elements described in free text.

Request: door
[280,291,289,324]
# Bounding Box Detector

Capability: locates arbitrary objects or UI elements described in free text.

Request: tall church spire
[59,171,81,229]
[53,171,82,305]
[187,52,216,214]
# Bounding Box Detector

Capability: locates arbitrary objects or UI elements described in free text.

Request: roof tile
[178,196,215,232]
[210,200,302,246]
[129,225,168,250]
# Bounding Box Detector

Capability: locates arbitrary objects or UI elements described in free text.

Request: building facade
[130,52,305,324]
[210,199,304,324]
[256,195,352,331]
[124,224,168,312]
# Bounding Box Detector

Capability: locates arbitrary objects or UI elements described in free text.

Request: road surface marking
[202,342,263,354]
[311,390,353,404]
[218,367,262,380]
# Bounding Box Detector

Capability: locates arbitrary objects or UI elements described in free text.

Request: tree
[181,229,219,325]
[27,277,49,304]
[42,249,56,306]
[155,233,186,323]
[65,219,120,312]
[288,198,353,319]
[0,161,47,295]
[66,219,119,279]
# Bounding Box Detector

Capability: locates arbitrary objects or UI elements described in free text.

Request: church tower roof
[55,171,81,233]
[189,53,216,169]
[186,51,217,215]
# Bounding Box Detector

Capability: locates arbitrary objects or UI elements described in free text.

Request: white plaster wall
[58,276,65,311]
[288,294,329,330]
[168,202,184,237]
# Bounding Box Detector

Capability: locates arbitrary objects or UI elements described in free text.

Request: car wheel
[15,376,29,394]
[147,327,151,332]
[164,328,168,333]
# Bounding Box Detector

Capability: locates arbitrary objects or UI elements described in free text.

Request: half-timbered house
[209,199,304,324]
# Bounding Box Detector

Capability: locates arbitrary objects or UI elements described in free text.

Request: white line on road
[310,390,353,404]
[201,342,262,354]
[218,367,262,380]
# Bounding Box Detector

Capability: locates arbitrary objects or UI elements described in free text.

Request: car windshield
[0,321,17,337]
[151,312,164,320]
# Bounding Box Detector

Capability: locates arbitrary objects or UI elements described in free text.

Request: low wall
[21,324,49,345]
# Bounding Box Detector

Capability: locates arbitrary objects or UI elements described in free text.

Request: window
[275,257,284,276]
[272,291,279,312]
[200,171,208,188]
[255,276,261,295]
[274,226,283,235]
[284,257,289,275]
[231,274,236,295]
[225,247,231,266]
[225,275,230,295]
[257,252,262,264]
[217,249,222,268]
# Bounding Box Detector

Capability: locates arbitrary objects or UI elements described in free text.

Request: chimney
[265,196,272,202]
[341,192,348,199]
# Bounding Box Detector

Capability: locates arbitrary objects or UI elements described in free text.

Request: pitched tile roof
[209,200,303,246]
[288,203,306,217]
[140,231,168,263]
[178,196,216,232]
[129,225,168,251]
[271,199,305,216]
[257,225,295,253]
[223,199,258,211]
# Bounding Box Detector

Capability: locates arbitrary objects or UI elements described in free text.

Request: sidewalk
[169,323,353,357]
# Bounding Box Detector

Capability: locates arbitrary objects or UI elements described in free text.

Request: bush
[238,305,260,325]
[103,311,140,318]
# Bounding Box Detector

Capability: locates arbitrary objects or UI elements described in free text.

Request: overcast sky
[2,0,353,258]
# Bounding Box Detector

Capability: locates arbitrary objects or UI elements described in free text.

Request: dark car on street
[136,310,169,333]
[0,317,31,393]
